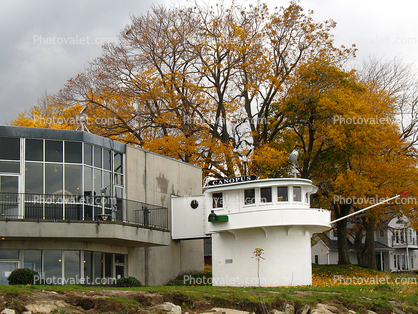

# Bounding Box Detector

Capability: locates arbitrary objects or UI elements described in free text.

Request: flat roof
[0,125,125,153]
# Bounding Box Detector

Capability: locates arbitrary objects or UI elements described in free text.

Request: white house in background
[311,231,358,265]
[172,176,331,286]
[311,217,418,271]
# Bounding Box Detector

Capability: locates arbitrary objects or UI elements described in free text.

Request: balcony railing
[0,192,169,231]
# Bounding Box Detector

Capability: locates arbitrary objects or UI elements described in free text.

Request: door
[0,175,20,218]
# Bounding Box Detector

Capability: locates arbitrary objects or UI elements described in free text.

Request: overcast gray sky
[1,0,417,124]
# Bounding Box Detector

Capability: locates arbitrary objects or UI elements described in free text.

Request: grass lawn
[1,264,418,313]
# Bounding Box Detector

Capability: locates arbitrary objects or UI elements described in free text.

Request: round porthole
[191,200,199,209]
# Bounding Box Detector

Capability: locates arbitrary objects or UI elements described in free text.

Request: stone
[310,304,334,314]
[347,311,356,314]
[22,312,32,314]
[211,308,251,314]
[392,308,405,314]
[390,300,401,307]
[151,302,182,314]
[284,304,295,314]
[1,310,15,314]
[296,305,310,314]
[271,310,284,314]
[366,311,378,314]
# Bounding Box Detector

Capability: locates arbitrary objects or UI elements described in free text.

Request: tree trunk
[354,227,366,266]
[365,216,377,269]
[334,203,352,264]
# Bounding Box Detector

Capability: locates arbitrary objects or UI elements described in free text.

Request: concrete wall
[0,240,128,254]
[212,226,313,286]
[125,146,204,285]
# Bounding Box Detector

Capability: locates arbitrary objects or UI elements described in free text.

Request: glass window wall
[84,144,92,166]
[103,149,111,171]
[44,250,62,278]
[45,164,63,194]
[0,161,20,173]
[65,165,82,195]
[0,138,20,160]
[20,138,124,222]
[94,146,102,168]
[45,141,63,162]
[23,250,41,273]
[65,142,82,163]
[25,139,43,161]
[0,249,19,260]
[25,163,43,193]
[64,251,80,283]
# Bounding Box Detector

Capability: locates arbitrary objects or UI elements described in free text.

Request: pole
[330,191,408,224]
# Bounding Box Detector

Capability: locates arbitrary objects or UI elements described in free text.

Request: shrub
[8,268,38,285]
[114,276,142,287]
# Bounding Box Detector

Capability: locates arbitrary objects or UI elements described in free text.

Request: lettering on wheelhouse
[206,175,257,187]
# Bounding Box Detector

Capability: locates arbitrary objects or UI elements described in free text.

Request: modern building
[311,217,418,271]
[172,176,331,286]
[0,125,203,285]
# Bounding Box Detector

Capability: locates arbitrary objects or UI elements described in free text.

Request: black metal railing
[0,192,169,231]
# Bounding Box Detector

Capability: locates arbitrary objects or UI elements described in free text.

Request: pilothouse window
[260,187,272,203]
[212,192,223,208]
[293,186,301,202]
[277,187,288,202]
[244,189,255,205]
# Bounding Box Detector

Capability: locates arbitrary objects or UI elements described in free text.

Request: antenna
[76,105,90,133]
[331,191,409,224]
[288,149,299,178]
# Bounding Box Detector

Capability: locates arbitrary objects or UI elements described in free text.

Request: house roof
[316,233,354,250]
[316,233,393,252]
[374,241,393,251]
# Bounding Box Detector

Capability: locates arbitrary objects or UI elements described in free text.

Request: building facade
[0,126,203,285]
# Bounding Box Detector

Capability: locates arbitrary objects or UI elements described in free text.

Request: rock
[284,304,295,314]
[1,309,15,314]
[271,310,284,314]
[212,308,251,314]
[151,302,182,314]
[392,308,405,314]
[296,305,310,314]
[390,300,401,307]
[347,311,356,314]
[310,303,334,314]
[366,311,378,314]
[22,312,32,314]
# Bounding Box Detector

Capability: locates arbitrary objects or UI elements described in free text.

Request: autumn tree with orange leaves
[253,58,418,267]
[14,1,355,179]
